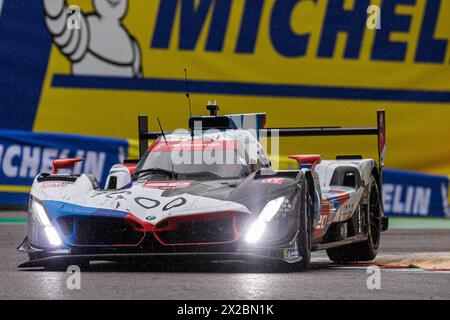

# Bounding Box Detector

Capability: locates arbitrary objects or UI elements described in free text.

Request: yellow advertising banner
[34,0,450,175]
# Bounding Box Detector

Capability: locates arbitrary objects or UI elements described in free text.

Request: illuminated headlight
[245,197,285,244]
[43,226,63,247]
[30,199,62,247]
[32,200,52,226]
[244,220,266,244]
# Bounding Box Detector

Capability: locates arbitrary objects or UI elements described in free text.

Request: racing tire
[326,175,381,263]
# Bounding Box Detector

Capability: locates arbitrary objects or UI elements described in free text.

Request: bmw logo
[145,216,156,221]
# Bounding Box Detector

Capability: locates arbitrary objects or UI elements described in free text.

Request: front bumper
[21,197,303,268]
[17,235,301,268]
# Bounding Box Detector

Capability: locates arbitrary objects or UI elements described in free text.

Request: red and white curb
[313,252,450,273]
[328,265,450,273]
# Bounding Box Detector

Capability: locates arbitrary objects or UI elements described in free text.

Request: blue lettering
[236,0,264,54]
[203,0,232,51]
[415,0,448,63]
[151,0,447,65]
[371,0,415,61]
[151,0,177,49]
[270,0,310,58]
[318,0,369,59]
[151,0,231,52]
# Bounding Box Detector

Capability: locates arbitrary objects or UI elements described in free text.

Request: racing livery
[18,104,388,270]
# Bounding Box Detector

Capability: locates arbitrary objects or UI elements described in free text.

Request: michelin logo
[383,184,431,216]
[0,144,106,181]
[43,0,143,77]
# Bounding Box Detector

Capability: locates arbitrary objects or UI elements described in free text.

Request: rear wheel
[326,175,381,263]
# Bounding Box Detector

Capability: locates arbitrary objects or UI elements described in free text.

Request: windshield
[135,138,252,180]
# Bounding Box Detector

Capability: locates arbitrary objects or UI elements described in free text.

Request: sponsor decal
[134,196,187,211]
[162,197,187,211]
[143,181,193,190]
[327,189,351,205]
[134,197,160,210]
[283,248,299,260]
[261,178,284,185]
[148,140,237,152]
[37,181,71,189]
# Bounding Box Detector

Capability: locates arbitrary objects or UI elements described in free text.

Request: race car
[18,102,388,271]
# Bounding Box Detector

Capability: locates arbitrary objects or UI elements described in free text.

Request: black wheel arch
[370,166,384,217]
[303,170,316,213]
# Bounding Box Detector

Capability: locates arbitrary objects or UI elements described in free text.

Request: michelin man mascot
[43,0,143,77]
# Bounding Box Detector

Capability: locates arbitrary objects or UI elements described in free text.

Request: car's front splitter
[17,251,303,269]
[17,247,303,269]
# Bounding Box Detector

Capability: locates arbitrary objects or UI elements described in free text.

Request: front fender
[30,173,98,203]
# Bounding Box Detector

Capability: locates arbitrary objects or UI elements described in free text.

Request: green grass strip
[389,217,450,229]
[0,218,27,224]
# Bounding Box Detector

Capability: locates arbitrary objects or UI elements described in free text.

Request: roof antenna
[184,68,192,118]
[185,68,196,140]
[157,118,168,145]
[157,118,175,180]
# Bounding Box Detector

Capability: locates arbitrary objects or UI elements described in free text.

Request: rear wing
[137,110,386,174]
[261,110,386,174]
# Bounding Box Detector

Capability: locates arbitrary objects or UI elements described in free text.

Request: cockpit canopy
[135,129,270,180]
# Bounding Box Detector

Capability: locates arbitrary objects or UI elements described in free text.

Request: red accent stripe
[327,189,351,206]
[124,213,155,232]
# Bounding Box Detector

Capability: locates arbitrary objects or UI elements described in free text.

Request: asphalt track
[1,211,450,300]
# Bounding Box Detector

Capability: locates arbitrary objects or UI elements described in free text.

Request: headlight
[30,199,62,247]
[245,197,285,244]
[32,201,52,226]
[43,225,63,246]
[244,220,266,244]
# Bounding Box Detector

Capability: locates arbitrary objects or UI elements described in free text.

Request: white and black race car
[18,103,388,271]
